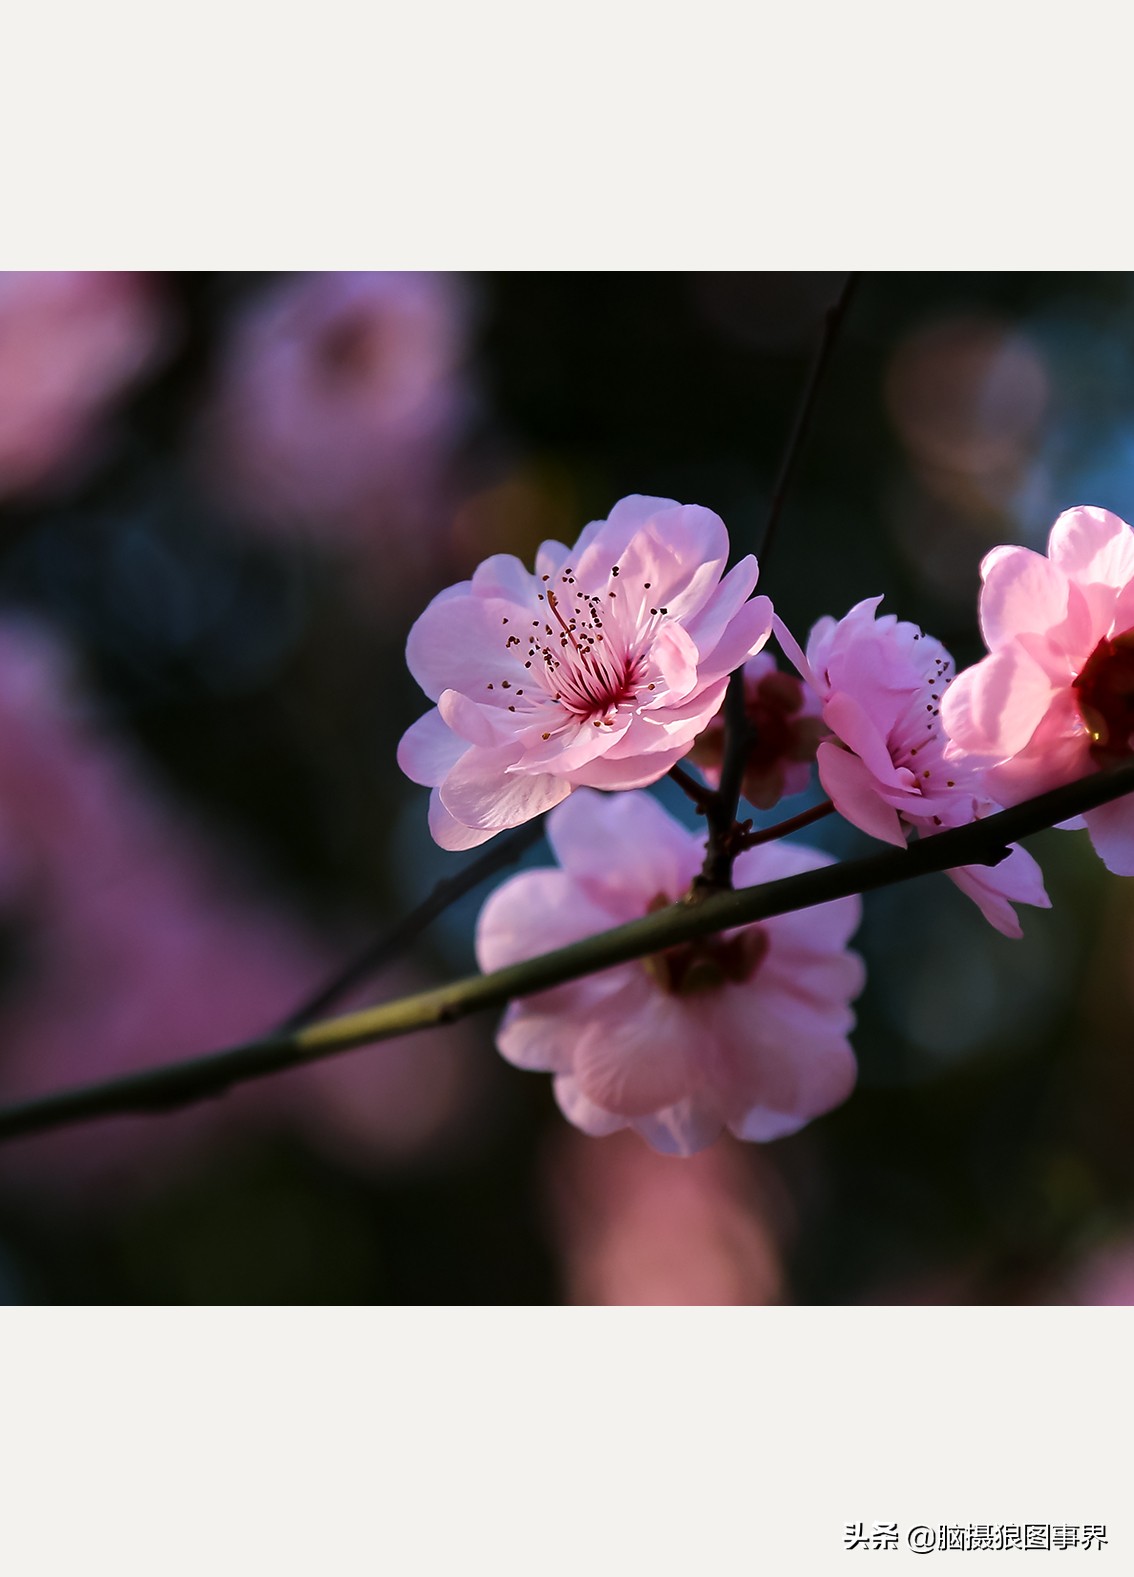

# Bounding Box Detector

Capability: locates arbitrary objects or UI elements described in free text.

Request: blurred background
[0,270,1132,1305]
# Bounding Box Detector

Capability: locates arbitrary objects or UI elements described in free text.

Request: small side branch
[276,818,547,1031]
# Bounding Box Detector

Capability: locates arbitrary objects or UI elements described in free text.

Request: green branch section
[2,758,1134,1144]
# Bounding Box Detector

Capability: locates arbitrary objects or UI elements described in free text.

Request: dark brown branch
[2,759,1133,1146]
[667,763,715,815]
[735,798,836,851]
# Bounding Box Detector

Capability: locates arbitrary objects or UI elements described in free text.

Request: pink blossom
[200,271,474,543]
[475,789,863,1155]
[689,651,825,810]
[776,598,1049,937]
[0,272,171,498]
[399,495,774,849]
[941,505,1134,875]
[546,1128,786,1305]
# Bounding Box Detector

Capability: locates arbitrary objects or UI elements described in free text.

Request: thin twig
[696,272,859,894]
[735,799,836,851]
[2,759,1133,1145]
[668,763,715,815]
[276,819,547,1031]
[757,271,860,573]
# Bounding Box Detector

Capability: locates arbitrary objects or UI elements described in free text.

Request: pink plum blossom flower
[940,505,1134,875]
[200,271,475,546]
[398,495,774,849]
[475,788,864,1155]
[546,1128,786,1304]
[775,598,1049,937]
[689,651,825,810]
[0,272,171,499]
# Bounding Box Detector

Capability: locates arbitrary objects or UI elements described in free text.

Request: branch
[736,798,835,851]
[275,818,547,1031]
[2,760,1133,1145]
[756,271,860,572]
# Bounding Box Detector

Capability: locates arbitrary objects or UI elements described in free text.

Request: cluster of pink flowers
[400,496,1134,1156]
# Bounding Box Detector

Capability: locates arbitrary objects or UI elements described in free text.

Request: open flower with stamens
[941,506,1134,875]
[776,598,1049,936]
[398,495,773,848]
[475,790,864,1156]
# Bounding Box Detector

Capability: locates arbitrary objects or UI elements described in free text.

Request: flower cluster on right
[400,498,1134,1156]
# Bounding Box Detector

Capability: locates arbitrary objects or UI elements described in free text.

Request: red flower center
[1073,630,1134,764]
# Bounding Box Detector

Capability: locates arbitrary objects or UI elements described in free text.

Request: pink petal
[824,691,910,789]
[552,1075,628,1138]
[438,687,508,747]
[427,787,498,850]
[566,734,704,790]
[979,544,1070,651]
[817,740,906,845]
[713,990,858,1133]
[945,843,1050,938]
[406,588,529,702]
[695,593,774,680]
[680,556,759,654]
[440,745,573,831]
[980,689,1091,805]
[571,991,694,1117]
[652,621,701,701]
[940,647,1057,758]
[470,553,537,603]
[1048,505,1134,590]
[569,494,682,587]
[397,707,465,786]
[773,614,820,691]
[609,505,731,624]
[1084,795,1134,876]
[546,787,700,914]
[475,867,621,975]
[632,1100,726,1157]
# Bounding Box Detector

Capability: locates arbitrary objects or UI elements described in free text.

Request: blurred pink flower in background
[942,505,1134,875]
[476,789,864,1156]
[1059,1239,1134,1305]
[399,494,773,848]
[776,600,1049,936]
[0,272,171,499]
[200,271,476,555]
[546,1128,786,1305]
[885,315,1049,486]
[881,315,1053,612]
[689,651,824,810]
[0,619,485,1201]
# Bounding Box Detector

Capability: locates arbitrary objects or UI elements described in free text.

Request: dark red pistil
[1073,630,1134,764]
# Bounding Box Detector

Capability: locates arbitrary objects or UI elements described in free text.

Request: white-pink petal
[817,740,906,846]
[1048,505,1134,590]
[1084,796,1134,876]
[439,744,570,830]
[397,707,467,787]
[978,544,1070,652]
